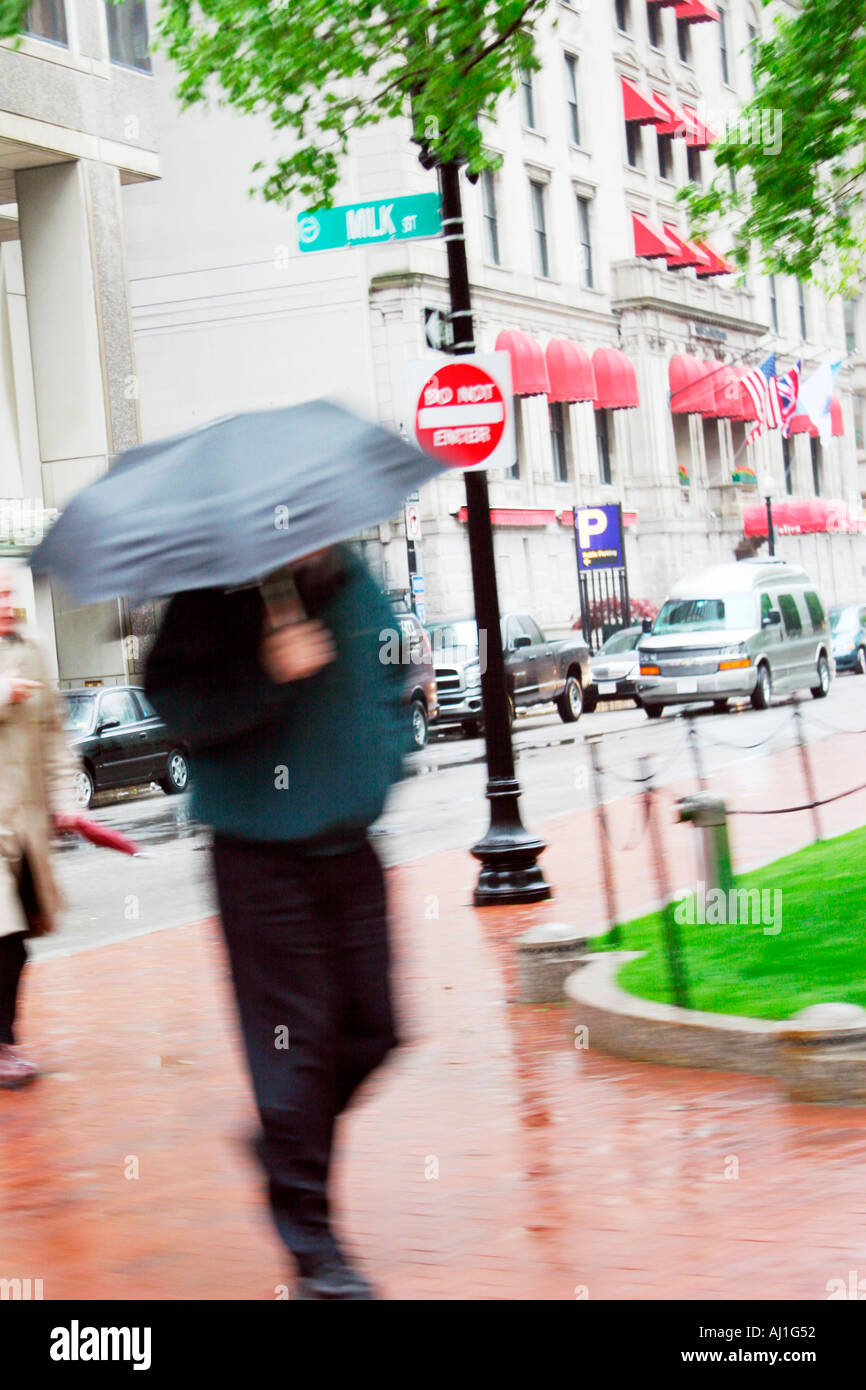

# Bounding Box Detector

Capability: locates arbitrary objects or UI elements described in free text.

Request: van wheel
[810,654,830,699]
[645,704,664,720]
[751,663,771,710]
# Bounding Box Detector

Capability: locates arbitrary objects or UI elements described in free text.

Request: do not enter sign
[408,351,516,472]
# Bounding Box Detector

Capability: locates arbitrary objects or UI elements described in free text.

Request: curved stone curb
[565,954,866,1102]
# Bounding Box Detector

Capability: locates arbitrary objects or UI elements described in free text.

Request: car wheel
[810,653,831,699]
[751,663,771,710]
[410,698,428,749]
[506,693,515,728]
[645,704,664,720]
[856,646,866,676]
[160,748,190,795]
[557,675,583,723]
[73,766,94,810]
[712,699,729,714]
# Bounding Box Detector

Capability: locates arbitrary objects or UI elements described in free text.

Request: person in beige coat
[0,564,79,1088]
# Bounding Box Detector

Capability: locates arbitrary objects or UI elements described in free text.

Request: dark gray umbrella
[30,401,443,604]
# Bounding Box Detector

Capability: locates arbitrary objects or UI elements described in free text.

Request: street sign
[575,504,625,571]
[298,193,442,253]
[411,574,426,595]
[405,503,421,541]
[415,599,427,625]
[408,352,516,472]
[425,307,454,351]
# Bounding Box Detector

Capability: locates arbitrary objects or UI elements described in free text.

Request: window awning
[632,211,677,260]
[681,105,717,149]
[830,395,845,436]
[546,339,597,404]
[669,355,715,414]
[663,223,712,270]
[621,76,665,125]
[456,506,557,527]
[674,1,721,24]
[702,364,746,419]
[593,346,639,410]
[494,329,550,396]
[694,239,734,277]
[652,92,689,137]
[743,499,866,538]
[788,413,819,438]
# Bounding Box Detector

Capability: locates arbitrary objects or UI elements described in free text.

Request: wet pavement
[2,714,865,1300]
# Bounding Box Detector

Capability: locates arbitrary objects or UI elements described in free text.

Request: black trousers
[0,856,38,1045]
[212,834,398,1269]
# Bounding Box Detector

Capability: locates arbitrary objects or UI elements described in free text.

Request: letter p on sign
[577,508,607,552]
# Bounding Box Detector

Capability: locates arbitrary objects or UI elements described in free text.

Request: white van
[636,559,834,718]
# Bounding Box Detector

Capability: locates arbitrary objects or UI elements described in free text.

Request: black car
[63,685,191,809]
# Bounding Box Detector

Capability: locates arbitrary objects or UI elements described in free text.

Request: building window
[845,297,859,354]
[748,23,759,87]
[728,166,737,195]
[596,410,612,485]
[24,0,67,44]
[783,435,794,494]
[810,436,822,495]
[481,170,501,265]
[677,17,692,63]
[719,9,730,83]
[625,121,641,169]
[647,1,662,48]
[530,181,550,277]
[687,144,702,186]
[520,67,536,129]
[657,131,673,180]
[769,275,779,333]
[507,401,522,479]
[105,0,152,71]
[615,0,629,33]
[550,403,568,482]
[797,279,808,339]
[565,55,581,145]
[576,195,594,288]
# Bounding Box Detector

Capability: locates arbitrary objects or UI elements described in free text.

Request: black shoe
[294,1257,376,1301]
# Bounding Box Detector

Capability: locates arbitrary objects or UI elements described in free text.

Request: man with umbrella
[32,401,443,1298]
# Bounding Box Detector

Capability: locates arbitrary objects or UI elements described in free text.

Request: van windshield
[653,595,758,634]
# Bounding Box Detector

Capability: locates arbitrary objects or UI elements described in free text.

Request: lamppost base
[470,778,551,906]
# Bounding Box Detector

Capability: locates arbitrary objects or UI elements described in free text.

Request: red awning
[830,395,844,436]
[652,92,689,137]
[546,339,597,404]
[788,413,819,437]
[456,506,557,527]
[695,239,734,277]
[495,329,550,396]
[593,346,639,410]
[743,499,865,538]
[670,355,714,414]
[633,211,677,260]
[621,76,665,125]
[681,105,717,149]
[674,0,721,23]
[703,364,745,419]
[561,509,638,528]
[663,223,710,269]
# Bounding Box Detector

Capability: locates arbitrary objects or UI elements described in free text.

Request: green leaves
[682,0,866,289]
[153,0,545,206]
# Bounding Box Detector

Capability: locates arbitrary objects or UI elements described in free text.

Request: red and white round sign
[414,361,506,469]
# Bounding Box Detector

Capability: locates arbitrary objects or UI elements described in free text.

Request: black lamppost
[761,471,776,557]
[438,161,549,905]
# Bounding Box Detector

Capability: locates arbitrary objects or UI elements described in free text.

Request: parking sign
[575,504,624,571]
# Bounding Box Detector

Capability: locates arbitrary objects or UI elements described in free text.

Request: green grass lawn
[591,826,866,1021]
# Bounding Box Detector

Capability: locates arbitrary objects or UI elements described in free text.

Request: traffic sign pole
[438,161,549,906]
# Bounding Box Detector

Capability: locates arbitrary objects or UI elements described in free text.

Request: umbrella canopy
[31,401,443,605]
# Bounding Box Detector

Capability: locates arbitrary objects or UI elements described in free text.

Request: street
[42,673,866,959]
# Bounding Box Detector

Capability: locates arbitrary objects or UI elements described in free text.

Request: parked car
[584,625,644,712]
[395,610,438,748]
[829,603,866,675]
[427,612,591,737]
[63,685,191,809]
[636,559,834,719]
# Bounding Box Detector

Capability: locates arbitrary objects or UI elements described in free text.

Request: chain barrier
[730,781,866,816]
[601,726,688,787]
[692,705,798,753]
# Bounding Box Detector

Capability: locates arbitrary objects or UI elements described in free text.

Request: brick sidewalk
[1,727,865,1300]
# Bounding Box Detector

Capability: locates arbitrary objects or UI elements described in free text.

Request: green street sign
[297,192,442,253]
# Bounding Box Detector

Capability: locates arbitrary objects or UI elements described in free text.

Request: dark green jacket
[144,550,409,847]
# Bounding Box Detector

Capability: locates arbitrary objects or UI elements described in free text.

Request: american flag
[745,354,800,443]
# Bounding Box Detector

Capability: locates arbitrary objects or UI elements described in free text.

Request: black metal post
[765,494,775,557]
[438,161,549,905]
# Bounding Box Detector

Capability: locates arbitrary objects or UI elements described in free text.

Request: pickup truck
[426,612,592,737]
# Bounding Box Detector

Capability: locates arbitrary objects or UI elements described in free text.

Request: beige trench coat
[0,634,79,938]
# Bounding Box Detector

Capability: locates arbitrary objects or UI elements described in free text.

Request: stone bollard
[678,792,734,897]
[515,924,592,1004]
